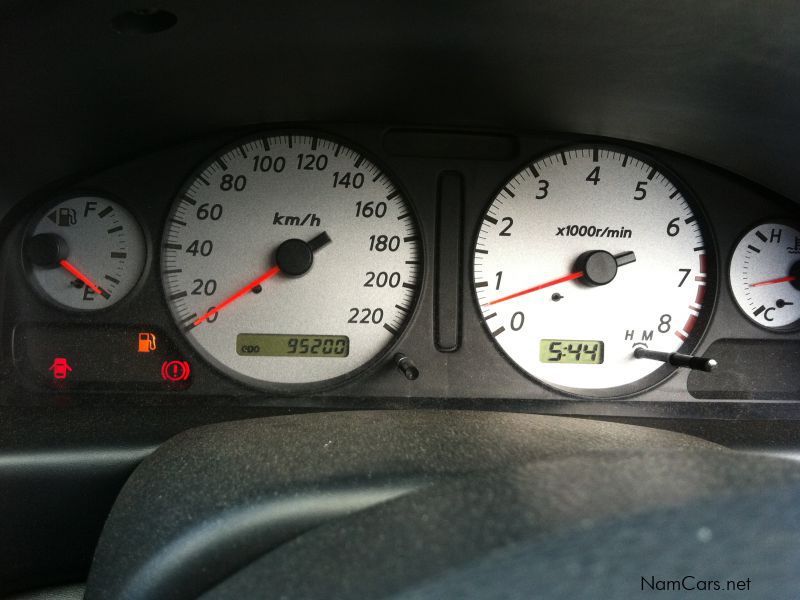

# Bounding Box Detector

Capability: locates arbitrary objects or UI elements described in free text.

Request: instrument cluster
[1,125,798,415]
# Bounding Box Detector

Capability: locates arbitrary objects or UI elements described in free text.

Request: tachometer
[472,145,715,397]
[162,131,421,389]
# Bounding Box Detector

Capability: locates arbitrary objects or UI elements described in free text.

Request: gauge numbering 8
[473,145,714,397]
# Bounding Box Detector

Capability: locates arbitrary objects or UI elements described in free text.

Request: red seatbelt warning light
[49,357,73,380]
[161,360,191,382]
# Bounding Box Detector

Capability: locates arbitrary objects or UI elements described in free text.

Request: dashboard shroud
[0,124,799,419]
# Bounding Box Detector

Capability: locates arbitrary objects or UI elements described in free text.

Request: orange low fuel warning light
[137,332,157,353]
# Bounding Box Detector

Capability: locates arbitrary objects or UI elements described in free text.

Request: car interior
[3,1,800,598]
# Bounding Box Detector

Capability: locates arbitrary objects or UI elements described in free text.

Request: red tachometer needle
[750,275,797,288]
[59,259,104,296]
[488,271,584,306]
[193,265,281,326]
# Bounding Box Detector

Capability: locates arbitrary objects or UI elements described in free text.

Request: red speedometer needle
[193,265,281,326]
[191,232,331,327]
[488,271,584,305]
[59,259,104,296]
[750,275,797,287]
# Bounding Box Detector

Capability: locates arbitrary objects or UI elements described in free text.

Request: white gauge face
[162,132,421,388]
[26,196,146,310]
[730,223,800,330]
[473,146,713,396]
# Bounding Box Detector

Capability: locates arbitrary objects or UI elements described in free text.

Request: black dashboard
[4,1,800,596]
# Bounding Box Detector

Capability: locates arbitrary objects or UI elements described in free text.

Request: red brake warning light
[161,360,191,382]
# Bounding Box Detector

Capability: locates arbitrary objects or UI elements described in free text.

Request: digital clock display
[539,339,604,364]
[237,334,349,357]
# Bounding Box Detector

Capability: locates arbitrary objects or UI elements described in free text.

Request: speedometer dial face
[162,132,421,389]
[473,145,715,397]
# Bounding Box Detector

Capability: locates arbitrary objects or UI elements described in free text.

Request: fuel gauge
[24,196,147,311]
[730,222,800,331]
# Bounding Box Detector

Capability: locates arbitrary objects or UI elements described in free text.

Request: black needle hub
[275,239,313,277]
[575,250,637,286]
[576,250,616,286]
[275,231,331,277]
[25,233,69,269]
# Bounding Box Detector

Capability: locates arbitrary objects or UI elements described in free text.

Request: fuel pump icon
[46,208,77,227]
[137,332,157,353]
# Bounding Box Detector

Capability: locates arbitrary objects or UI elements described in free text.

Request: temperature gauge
[24,196,147,311]
[730,223,800,331]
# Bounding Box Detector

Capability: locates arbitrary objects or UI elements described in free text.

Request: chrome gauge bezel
[470,143,719,399]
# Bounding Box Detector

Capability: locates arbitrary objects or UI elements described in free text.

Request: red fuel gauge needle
[59,259,104,296]
[193,265,281,326]
[750,275,797,287]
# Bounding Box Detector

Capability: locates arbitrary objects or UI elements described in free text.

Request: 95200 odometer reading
[473,145,715,397]
[162,131,421,389]
[237,334,349,357]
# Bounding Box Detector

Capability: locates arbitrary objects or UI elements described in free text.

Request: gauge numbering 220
[162,132,422,389]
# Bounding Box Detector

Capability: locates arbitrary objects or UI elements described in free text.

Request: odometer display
[237,334,349,357]
[162,131,421,389]
[473,145,714,396]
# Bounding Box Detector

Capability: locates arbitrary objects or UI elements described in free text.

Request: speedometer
[162,131,421,390]
[472,145,715,397]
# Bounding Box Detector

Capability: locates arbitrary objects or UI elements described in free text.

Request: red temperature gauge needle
[750,275,797,287]
[59,259,104,296]
[194,265,281,326]
[488,271,584,306]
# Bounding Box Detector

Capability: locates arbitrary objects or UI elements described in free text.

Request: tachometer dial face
[472,146,714,397]
[729,223,800,331]
[25,196,146,311]
[161,132,421,389]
